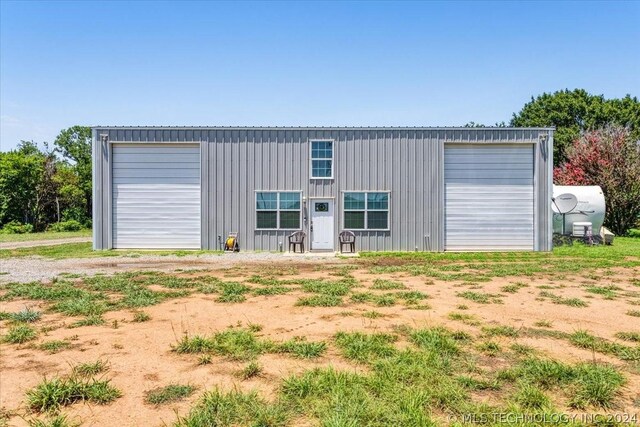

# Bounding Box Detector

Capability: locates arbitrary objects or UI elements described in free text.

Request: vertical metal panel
[92,127,553,252]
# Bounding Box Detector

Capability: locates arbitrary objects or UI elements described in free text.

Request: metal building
[92,127,554,252]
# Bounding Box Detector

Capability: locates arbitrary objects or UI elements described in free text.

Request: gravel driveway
[0,251,347,283]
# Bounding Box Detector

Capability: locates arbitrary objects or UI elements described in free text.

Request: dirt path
[0,236,91,250]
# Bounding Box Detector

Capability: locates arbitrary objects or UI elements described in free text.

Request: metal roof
[92,126,555,131]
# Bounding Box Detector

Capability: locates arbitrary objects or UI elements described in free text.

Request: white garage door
[112,144,201,249]
[445,144,534,251]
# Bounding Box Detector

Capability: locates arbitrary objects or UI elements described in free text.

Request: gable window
[310,140,333,179]
[343,192,389,230]
[256,192,301,229]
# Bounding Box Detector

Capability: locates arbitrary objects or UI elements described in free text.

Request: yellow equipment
[224,232,239,252]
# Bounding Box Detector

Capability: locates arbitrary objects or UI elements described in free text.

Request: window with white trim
[343,192,389,230]
[310,140,333,179]
[256,192,301,229]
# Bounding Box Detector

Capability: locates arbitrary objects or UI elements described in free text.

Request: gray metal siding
[444,145,534,250]
[92,127,553,252]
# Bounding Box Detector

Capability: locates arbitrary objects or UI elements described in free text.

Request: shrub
[48,220,83,232]
[1,220,34,234]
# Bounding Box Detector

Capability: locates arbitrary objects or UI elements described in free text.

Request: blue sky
[1,0,638,151]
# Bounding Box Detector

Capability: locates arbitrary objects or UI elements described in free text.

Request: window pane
[311,141,333,159]
[367,211,388,229]
[279,192,300,210]
[279,211,300,229]
[367,193,389,210]
[256,192,277,210]
[345,211,365,229]
[312,160,332,178]
[344,192,365,210]
[256,211,277,229]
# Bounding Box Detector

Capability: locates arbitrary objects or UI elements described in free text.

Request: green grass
[370,279,406,290]
[9,307,42,323]
[26,375,121,412]
[132,311,151,322]
[500,282,528,293]
[26,414,79,427]
[277,337,327,359]
[39,340,71,354]
[145,384,196,405]
[334,331,397,362]
[299,278,355,296]
[499,358,625,409]
[238,361,263,380]
[174,388,288,427]
[72,360,109,377]
[511,382,551,410]
[569,330,640,361]
[0,229,91,243]
[539,291,589,307]
[482,325,519,338]
[2,324,37,343]
[477,341,501,356]
[447,312,480,325]
[457,291,502,304]
[584,285,620,299]
[295,294,342,307]
[216,282,250,303]
[615,331,640,342]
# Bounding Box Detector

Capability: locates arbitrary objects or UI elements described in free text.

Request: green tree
[53,126,92,222]
[510,89,640,165]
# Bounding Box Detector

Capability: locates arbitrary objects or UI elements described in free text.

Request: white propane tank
[552,185,606,235]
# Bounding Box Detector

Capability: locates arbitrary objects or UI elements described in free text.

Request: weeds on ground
[2,324,37,344]
[482,325,519,338]
[26,414,79,427]
[370,279,406,290]
[10,307,42,323]
[569,330,640,361]
[539,291,588,307]
[26,375,121,412]
[627,310,640,317]
[39,340,71,354]
[334,331,397,362]
[534,320,553,328]
[277,337,327,359]
[615,332,640,342]
[296,295,342,307]
[145,384,196,405]
[457,291,502,304]
[72,360,109,377]
[132,311,150,322]
[448,312,481,326]
[238,362,263,380]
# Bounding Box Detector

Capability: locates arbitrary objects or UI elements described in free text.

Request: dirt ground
[1,258,639,426]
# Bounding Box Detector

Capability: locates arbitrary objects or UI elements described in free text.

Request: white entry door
[310,199,334,250]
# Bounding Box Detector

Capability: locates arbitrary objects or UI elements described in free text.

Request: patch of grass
[216,282,250,303]
[615,331,640,342]
[448,312,480,326]
[456,304,469,310]
[569,330,640,361]
[627,310,640,317]
[410,327,463,355]
[300,278,354,296]
[539,291,589,307]
[238,361,263,380]
[457,291,502,304]
[499,358,625,409]
[501,282,528,293]
[26,375,121,412]
[253,285,292,296]
[69,314,105,328]
[510,343,536,356]
[0,229,91,243]
[173,327,271,361]
[362,310,384,319]
[482,325,519,338]
[174,388,289,427]
[197,354,212,365]
[72,360,109,377]
[584,285,620,299]
[39,340,71,354]
[512,382,551,410]
[373,294,397,306]
[2,323,37,344]
[277,337,327,359]
[477,341,501,356]
[334,331,397,362]
[10,307,42,323]
[296,294,342,307]
[370,279,406,290]
[145,384,196,406]
[534,320,553,328]
[26,414,79,427]
[132,311,151,322]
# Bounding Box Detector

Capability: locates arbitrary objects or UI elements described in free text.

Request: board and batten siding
[93,127,553,252]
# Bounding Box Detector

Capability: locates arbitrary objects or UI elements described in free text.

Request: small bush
[11,307,42,323]
[1,220,34,234]
[145,384,196,405]
[48,220,83,232]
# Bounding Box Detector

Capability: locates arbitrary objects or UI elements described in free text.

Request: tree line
[1,90,639,236]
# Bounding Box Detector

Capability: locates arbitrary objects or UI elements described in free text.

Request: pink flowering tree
[554,125,640,235]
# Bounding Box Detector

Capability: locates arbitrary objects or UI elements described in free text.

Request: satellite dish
[553,193,578,214]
